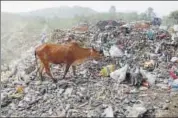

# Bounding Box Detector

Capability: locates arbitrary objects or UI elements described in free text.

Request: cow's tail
[34,50,39,77]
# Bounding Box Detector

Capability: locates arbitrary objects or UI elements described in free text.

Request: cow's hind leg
[72,66,76,76]
[44,62,57,83]
[63,64,71,79]
[39,63,45,81]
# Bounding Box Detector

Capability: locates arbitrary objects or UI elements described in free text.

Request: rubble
[1,19,178,117]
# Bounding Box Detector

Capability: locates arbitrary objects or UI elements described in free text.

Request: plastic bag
[100,64,116,77]
[110,64,128,83]
[16,85,24,94]
[109,45,124,58]
[169,66,178,79]
[171,57,178,63]
[143,60,155,68]
[168,78,178,92]
[140,68,156,86]
[173,25,178,32]
[103,49,110,57]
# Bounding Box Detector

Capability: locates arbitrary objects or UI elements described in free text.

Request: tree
[109,6,116,19]
[109,6,116,14]
[169,10,178,24]
[146,7,155,21]
[139,12,147,20]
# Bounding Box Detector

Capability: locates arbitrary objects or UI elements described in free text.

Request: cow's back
[36,44,71,64]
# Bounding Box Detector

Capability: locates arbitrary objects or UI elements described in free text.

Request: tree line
[42,6,178,29]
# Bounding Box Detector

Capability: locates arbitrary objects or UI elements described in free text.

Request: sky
[1,1,178,17]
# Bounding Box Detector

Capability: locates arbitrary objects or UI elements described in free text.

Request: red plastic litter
[169,71,178,79]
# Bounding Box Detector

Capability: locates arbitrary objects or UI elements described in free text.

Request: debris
[143,60,155,71]
[140,68,156,86]
[1,93,12,107]
[100,64,116,77]
[129,88,140,94]
[142,81,150,87]
[139,86,148,91]
[169,66,178,79]
[9,93,24,99]
[102,105,114,117]
[109,45,124,58]
[16,85,24,94]
[2,18,178,117]
[169,79,178,92]
[110,64,128,83]
[126,103,147,117]
[171,57,178,63]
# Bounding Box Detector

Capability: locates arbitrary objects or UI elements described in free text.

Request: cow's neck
[75,47,91,60]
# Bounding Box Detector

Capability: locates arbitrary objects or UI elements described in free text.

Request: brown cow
[34,42,103,83]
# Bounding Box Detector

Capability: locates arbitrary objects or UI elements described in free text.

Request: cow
[34,42,103,83]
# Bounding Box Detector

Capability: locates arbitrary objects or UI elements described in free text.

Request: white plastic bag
[109,45,124,57]
[103,49,110,57]
[171,57,178,62]
[103,106,114,117]
[140,68,156,86]
[173,25,178,32]
[110,64,128,83]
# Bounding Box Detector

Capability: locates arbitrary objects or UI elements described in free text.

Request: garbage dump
[1,19,178,117]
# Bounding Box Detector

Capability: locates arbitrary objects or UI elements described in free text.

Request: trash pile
[1,20,178,117]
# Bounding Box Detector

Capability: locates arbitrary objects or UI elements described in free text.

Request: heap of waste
[1,20,178,117]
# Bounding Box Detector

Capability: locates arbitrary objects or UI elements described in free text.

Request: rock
[126,103,147,117]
